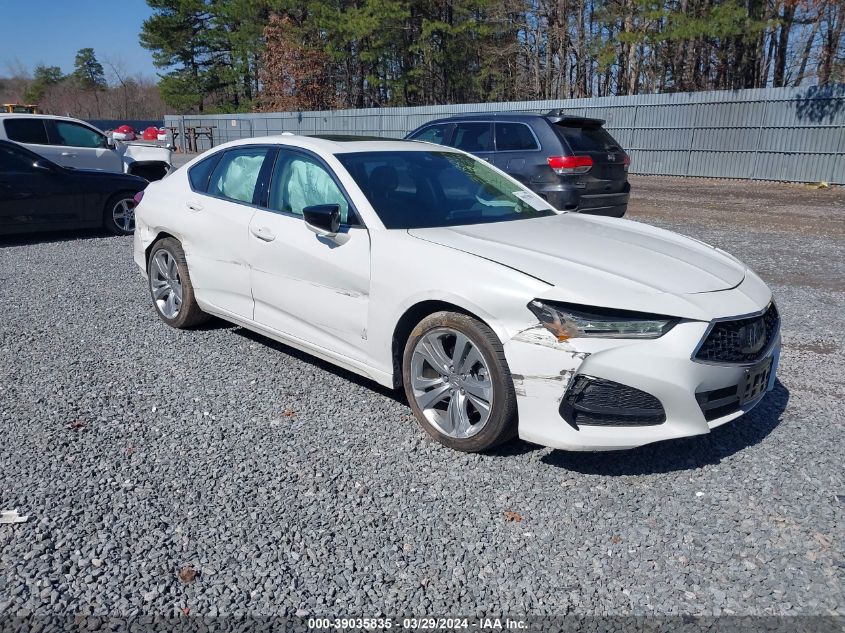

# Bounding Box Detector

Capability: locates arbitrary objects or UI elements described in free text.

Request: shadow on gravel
[540,380,790,475]
[233,327,406,404]
[0,228,118,247]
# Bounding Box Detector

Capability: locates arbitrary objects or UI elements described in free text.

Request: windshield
[335,151,556,229]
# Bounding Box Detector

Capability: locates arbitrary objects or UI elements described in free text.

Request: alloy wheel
[410,327,494,439]
[112,198,136,232]
[150,250,182,319]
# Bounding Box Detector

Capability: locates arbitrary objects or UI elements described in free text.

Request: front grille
[560,375,665,428]
[694,303,779,364]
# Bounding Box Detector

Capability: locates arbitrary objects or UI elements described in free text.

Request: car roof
[0,113,93,123]
[419,111,606,127]
[210,135,456,154]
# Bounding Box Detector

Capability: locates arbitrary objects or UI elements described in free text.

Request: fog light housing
[560,375,666,429]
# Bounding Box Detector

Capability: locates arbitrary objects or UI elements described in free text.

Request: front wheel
[402,311,517,452]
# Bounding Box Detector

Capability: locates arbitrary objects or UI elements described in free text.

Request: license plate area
[739,357,773,405]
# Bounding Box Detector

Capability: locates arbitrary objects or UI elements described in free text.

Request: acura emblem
[739,319,766,354]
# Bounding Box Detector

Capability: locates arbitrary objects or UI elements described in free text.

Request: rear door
[448,122,495,163]
[553,122,627,194]
[492,121,542,185]
[181,146,274,318]
[2,118,60,164]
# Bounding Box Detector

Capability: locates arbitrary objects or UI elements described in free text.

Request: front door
[48,120,123,172]
[449,121,495,163]
[248,148,371,361]
[0,143,84,234]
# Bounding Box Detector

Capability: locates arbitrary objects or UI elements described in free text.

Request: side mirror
[105,136,117,149]
[32,159,56,173]
[303,204,341,236]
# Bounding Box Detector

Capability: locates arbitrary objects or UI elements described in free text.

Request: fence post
[829,97,845,185]
[684,101,700,177]
[630,104,639,174]
[750,99,769,180]
[178,115,186,154]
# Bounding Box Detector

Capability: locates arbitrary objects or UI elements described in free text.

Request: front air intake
[560,376,666,429]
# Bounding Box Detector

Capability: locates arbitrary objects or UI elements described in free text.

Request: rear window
[188,153,222,192]
[4,118,49,144]
[451,122,493,152]
[555,124,620,153]
[495,122,538,151]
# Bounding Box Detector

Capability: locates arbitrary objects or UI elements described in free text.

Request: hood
[408,213,746,297]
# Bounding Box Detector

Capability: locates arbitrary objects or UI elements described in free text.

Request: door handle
[60,152,78,157]
[250,226,276,242]
[186,200,204,212]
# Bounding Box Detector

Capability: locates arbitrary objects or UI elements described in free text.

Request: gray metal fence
[165,85,845,184]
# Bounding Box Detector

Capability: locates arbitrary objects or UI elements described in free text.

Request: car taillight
[623,154,630,171]
[548,155,593,175]
[133,191,144,205]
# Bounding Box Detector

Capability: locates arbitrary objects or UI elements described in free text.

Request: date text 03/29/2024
[307,617,527,630]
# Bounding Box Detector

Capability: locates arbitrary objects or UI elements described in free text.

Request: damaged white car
[133,136,780,452]
[0,114,172,181]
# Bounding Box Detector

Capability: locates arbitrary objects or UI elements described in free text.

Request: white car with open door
[0,114,172,181]
[133,135,780,453]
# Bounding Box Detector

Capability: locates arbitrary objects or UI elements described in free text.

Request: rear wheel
[103,192,137,235]
[147,238,209,329]
[402,311,517,452]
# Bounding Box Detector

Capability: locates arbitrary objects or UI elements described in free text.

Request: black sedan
[0,139,147,237]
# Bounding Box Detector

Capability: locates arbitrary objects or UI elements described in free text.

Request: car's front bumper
[503,319,780,451]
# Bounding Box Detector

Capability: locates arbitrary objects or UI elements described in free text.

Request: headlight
[527,300,678,340]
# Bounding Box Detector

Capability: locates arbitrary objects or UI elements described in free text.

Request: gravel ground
[0,176,842,620]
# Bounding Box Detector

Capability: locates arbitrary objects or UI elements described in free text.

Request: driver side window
[268,151,356,225]
[52,121,106,148]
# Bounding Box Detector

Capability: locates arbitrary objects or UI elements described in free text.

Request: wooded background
[1,0,842,118]
[147,0,844,114]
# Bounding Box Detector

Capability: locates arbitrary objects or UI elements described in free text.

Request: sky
[0,0,158,79]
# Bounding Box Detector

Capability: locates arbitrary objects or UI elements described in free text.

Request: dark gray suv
[406,111,630,217]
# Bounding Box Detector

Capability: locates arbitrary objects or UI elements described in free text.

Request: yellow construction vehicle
[2,104,40,114]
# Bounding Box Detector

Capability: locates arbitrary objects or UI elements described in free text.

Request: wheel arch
[390,299,499,389]
[144,231,179,268]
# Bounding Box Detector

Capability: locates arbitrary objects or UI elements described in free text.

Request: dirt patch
[802,341,840,355]
[628,176,845,237]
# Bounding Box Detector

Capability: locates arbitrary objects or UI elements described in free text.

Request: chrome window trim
[689,302,780,367]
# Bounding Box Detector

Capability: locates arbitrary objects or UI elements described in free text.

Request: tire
[103,192,138,235]
[402,311,517,452]
[147,238,209,329]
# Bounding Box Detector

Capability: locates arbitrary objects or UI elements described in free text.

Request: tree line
[141,0,844,114]
[0,48,165,120]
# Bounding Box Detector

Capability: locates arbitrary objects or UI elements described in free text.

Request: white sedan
[133,136,780,452]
